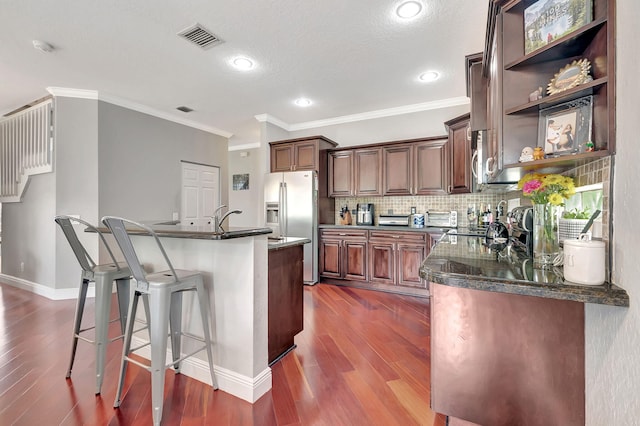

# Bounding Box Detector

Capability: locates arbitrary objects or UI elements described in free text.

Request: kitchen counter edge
[419,236,629,307]
[319,224,449,234]
[268,237,310,250]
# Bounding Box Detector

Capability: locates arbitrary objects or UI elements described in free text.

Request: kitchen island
[99,223,274,403]
[267,237,309,364]
[420,233,629,426]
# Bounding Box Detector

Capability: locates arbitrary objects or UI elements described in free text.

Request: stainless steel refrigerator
[264,170,318,284]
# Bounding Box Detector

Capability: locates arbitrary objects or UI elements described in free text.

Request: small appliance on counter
[378,214,409,226]
[409,206,425,228]
[425,210,457,228]
[356,203,375,226]
[508,206,533,255]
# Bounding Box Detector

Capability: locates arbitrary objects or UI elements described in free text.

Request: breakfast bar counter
[420,233,629,307]
[98,223,274,403]
[420,233,628,425]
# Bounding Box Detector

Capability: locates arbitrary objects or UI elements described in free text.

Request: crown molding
[228,142,261,151]
[289,96,470,131]
[254,113,290,131]
[47,87,98,99]
[46,87,233,138]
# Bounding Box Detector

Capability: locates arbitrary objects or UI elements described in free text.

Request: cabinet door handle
[339,233,346,236]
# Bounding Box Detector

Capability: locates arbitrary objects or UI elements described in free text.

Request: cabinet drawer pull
[339,233,346,236]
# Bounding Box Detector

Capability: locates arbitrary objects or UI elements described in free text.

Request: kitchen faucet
[211,205,242,233]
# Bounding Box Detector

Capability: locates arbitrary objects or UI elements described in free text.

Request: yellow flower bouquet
[517,173,576,266]
[517,173,576,206]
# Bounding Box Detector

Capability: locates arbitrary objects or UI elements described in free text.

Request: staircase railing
[0,99,54,202]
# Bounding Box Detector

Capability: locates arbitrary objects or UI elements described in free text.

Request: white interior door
[181,162,220,226]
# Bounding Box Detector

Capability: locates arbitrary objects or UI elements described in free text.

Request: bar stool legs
[114,280,216,426]
[66,273,130,394]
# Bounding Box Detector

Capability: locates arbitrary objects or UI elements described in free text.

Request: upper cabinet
[270,136,337,173]
[444,113,473,194]
[328,148,383,197]
[482,0,615,182]
[329,136,449,197]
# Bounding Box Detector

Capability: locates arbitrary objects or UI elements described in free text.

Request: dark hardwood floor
[0,282,444,425]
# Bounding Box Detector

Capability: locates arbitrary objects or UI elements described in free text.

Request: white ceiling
[0,0,489,146]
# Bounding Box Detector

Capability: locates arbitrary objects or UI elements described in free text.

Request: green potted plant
[559,208,591,241]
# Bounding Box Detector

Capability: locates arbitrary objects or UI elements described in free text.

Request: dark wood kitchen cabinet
[268,243,304,364]
[270,136,337,172]
[354,147,383,196]
[328,150,354,197]
[444,113,472,194]
[329,147,383,197]
[414,138,448,195]
[368,231,428,289]
[383,145,413,195]
[319,229,367,281]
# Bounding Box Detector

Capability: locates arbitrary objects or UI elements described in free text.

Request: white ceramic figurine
[519,146,534,162]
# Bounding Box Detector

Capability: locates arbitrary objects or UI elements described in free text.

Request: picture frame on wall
[524,0,593,55]
[538,96,593,156]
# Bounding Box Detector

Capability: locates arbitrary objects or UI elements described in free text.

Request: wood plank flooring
[0,282,445,425]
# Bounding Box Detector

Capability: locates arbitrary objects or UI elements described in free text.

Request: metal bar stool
[102,216,217,426]
[54,215,132,394]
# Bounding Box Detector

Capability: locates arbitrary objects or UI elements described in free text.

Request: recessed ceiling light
[231,56,255,71]
[396,1,423,19]
[419,71,440,82]
[294,98,313,107]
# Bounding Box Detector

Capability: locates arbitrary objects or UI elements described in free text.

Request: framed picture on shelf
[538,96,593,156]
[524,0,593,55]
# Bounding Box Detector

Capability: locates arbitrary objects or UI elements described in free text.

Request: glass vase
[533,203,561,267]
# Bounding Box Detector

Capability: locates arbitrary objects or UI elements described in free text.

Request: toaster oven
[425,210,457,228]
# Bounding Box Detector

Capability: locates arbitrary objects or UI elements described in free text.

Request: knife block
[340,210,352,225]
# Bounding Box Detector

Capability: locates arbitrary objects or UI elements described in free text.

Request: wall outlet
[172,212,179,221]
[20,262,25,272]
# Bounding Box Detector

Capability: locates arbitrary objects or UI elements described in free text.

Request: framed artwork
[232,173,249,190]
[538,96,593,156]
[524,0,592,55]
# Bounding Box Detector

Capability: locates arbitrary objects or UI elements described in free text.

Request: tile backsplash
[334,193,505,227]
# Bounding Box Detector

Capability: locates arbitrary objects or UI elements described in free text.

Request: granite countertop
[268,236,310,250]
[93,222,273,240]
[320,224,451,235]
[420,233,629,307]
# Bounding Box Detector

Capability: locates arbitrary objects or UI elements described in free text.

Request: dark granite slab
[319,224,450,236]
[420,234,629,307]
[93,223,272,240]
[267,237,310,250]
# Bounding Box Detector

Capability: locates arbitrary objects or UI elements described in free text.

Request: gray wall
[1,97,229,293]
[97,102,229,221]
[228,149,261,227]
[2,97,99,289]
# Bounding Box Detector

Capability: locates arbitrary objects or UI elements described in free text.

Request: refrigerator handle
[283,182,288,236]
[278,182,285,236]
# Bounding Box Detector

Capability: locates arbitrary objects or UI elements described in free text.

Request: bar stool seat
[102,216,217,426]
[54,215,132,395]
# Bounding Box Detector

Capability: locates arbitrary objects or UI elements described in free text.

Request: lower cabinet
[369,231,428,288]
[320,228,431,294]
[319,229,368,281]
[268,243,304,364]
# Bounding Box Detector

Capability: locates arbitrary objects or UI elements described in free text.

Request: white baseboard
[0,273,88,300]
[131,336,272,403]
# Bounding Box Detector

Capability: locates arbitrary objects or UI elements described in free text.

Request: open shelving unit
[485,0,615,182]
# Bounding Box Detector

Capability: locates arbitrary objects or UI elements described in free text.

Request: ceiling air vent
[177,23,222,50]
